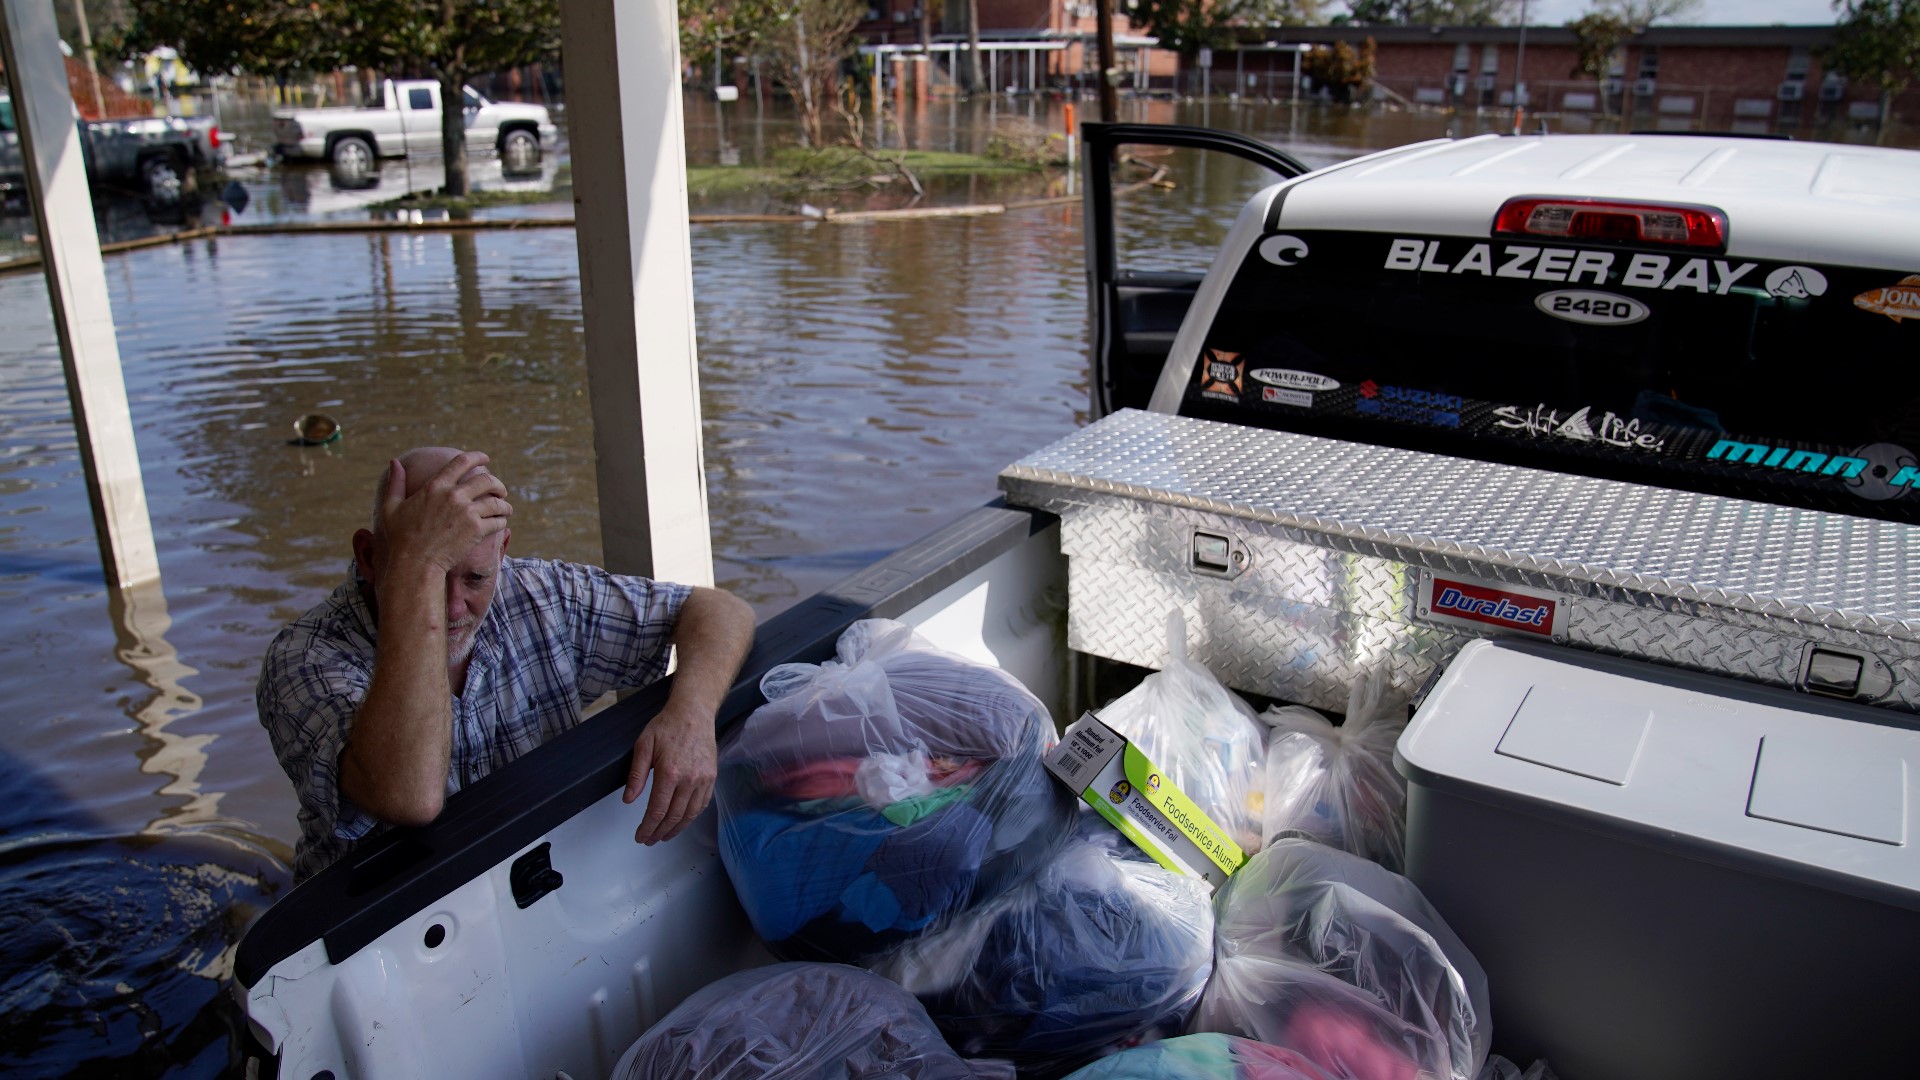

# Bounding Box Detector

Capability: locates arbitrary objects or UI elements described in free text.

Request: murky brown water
[0,92,1910,1076]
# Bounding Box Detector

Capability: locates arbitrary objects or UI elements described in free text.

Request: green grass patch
[686,165,783,197]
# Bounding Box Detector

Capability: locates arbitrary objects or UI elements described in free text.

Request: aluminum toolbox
[998,408,1920,715]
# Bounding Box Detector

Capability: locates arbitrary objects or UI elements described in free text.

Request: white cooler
[1396,639,1920,1080]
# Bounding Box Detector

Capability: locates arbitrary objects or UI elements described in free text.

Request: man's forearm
[660,586,756,722]
[340,567,456,826]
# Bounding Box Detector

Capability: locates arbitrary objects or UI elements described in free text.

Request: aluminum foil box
[998,409,1920,715]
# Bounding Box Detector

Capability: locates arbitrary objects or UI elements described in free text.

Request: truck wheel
[142,156,185,204]
[500,129,541,175]
[329,135,375,174]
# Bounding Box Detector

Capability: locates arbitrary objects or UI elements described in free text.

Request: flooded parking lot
[1,92,1912,1075]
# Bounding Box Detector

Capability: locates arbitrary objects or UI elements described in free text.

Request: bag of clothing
[1095,610,1268,853]
[612,962,1014,1079]
[1476,1057,1558,1080]
[719,619,1077,963]
[1058,1033,1335,1080]
[869,816,1216,1078]
[1191,840,1491,1080]
[1259,669,1408,871]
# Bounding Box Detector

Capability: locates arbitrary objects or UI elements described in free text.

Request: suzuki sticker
[1534,290,1650,326]
[1249,368,1339,391]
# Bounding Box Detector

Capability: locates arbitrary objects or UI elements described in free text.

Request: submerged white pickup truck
[233,127,1920,1080]
[271,78,557,173]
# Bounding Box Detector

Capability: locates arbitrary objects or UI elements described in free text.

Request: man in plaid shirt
[259,447,755,881]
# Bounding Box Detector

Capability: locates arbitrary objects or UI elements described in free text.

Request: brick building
[1213,24,1917,130]
[854,0,1177,92]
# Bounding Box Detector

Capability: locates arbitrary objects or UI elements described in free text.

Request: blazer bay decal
[1383,238,1757,295]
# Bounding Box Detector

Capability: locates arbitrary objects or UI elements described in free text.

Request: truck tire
[500,128,541,175]
[141,155,186,205]
[329,135,376,173]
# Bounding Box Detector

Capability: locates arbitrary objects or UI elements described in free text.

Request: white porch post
[0,0,160,590]
[557,0,714,587]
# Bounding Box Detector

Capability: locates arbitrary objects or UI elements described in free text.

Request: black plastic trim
[234,501,1057,989]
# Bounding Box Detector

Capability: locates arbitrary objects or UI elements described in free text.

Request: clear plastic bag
[1191,840,1491,1080]
[869,817,1216,1079]
[718,619,1077,963]
[1259,669,1408,871]
[1096,610,1268,852]
[612,962,1015,1080]
[1475,1056,1558,1080]
[1058,1033,1337,1080]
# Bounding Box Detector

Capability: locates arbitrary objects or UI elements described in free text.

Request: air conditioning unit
[1449,74,1469,95]
[1478,74,1496,92]
[1604,78,1624,95]
[1820,78,1847,102]
[1778,81,1805,102]
[1635,78,1657,96]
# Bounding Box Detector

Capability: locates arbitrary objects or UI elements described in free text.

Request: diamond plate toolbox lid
[999,409,1920,713]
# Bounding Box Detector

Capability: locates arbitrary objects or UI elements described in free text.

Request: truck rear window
[1186,228,1920,523]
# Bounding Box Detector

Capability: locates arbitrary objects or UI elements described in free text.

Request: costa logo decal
[1535,289,1649,326]
[1258,234,1309,266]
[1250,368,1339,391]
[1855,275,1920,324]
[1417,573,1566,639]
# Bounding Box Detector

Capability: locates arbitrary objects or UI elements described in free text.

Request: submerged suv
[1086,127,1920,524]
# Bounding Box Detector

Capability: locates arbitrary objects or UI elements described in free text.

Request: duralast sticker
[1417,572,1567,639]
[1044,712,1245,889]
[1855,275,1920,323]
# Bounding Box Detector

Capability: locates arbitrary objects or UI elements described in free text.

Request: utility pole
[69,0,105,118]
[1096,0,1118,121]
[1515,0,1529,125]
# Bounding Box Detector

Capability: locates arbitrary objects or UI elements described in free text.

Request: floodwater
[0,92,1906,1076]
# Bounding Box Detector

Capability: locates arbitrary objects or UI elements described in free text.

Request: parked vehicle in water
[0,91,222,208]
[234,126,1920,1079]
[271,79,557,174]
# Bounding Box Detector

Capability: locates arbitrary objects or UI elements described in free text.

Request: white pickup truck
[271,78,557,173]
[234,126,1920,1080]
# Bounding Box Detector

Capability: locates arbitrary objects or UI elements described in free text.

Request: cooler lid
[1398,639,1920,910]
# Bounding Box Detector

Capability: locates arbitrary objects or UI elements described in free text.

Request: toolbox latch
[1798,644,1892,701]
[1190,529,1251,579]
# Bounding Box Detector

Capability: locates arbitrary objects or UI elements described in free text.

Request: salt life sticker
[1417,573,1567,639]
[1855,275,1920,323]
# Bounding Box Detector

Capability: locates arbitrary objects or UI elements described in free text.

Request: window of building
[1638,47,1659,78]
[1481,45,1499,74]
[1786,46,1811,81]
[1453,43,1471,73]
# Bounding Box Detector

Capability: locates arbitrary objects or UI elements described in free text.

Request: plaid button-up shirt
[259,557,690,881]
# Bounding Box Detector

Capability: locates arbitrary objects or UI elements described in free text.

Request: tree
[1826,0,1920,136]
[766,0,863,146]
[1302,37,1377,103]
[1126,0,1322,91]
[1594,0,1703,26]
[1567,11,1632,118]
[679,0,781,88]
[120,0,561,197]
[1344,0,1518,24]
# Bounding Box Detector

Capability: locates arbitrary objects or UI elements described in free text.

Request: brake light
[210,125,220,149]
[1494,197,1726,250]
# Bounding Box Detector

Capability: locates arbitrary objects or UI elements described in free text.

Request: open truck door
[1082,123,1308,419]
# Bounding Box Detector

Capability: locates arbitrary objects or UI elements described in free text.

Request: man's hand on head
[376,450,513,577]
[623,702,718,846]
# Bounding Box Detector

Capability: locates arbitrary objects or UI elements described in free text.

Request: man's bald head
[370,447,505,534]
